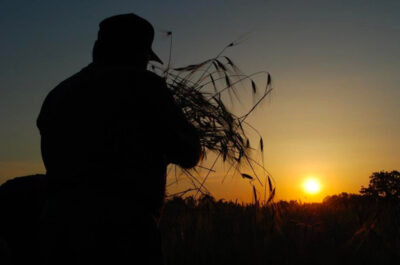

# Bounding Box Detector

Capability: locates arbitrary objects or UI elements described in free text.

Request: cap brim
[149,50,163,64]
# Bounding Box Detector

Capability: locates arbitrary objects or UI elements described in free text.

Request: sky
[1,0,400,202]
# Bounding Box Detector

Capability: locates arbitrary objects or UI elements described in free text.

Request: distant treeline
[160,191,400,265]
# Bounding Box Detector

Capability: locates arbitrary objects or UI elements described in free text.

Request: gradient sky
[1,0,400,202]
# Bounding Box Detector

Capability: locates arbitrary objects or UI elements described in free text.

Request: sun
[303,178,321,194]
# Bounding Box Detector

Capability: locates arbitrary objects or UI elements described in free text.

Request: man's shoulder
[94,64,165,84]
[45,64,93,98]
[37,65,95,128]
[39,64,166,109]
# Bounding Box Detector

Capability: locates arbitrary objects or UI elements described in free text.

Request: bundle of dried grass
[151,38,275,202]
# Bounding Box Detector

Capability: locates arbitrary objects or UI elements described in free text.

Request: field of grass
[160,193,400,265]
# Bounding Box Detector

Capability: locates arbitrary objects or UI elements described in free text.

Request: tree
[360,171,400,201]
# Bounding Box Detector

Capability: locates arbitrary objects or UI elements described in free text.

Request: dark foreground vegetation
[1,171,399,264]
[160,192,400,265]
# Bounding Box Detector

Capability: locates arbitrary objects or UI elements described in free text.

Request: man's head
[92,13,163,67]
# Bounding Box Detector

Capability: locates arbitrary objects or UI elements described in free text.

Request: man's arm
[156,79,202,169]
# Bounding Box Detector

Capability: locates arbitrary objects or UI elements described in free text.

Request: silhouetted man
[37,13,201,265]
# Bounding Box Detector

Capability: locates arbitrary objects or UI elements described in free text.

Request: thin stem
[195,153,221,198]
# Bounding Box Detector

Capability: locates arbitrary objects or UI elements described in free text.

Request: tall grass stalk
[151,33,274,202]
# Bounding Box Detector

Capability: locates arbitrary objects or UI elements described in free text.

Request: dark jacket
[37,63,201,215]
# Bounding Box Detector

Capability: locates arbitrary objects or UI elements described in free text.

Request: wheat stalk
[151,33,275,203]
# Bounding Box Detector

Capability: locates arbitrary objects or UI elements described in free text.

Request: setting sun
[303,178,321,194]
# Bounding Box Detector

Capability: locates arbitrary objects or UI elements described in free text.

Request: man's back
[35,62,200,264]
[37,63,197,213]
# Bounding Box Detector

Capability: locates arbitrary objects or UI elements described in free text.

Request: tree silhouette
[360,171,400,201]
